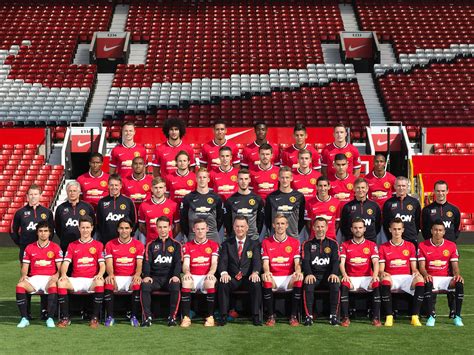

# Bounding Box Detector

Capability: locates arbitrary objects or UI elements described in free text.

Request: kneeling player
[379,218,424,327]
[302,218,340,326]
[339,218,381,327]
[419,220,464,327]
[104,218,144,327]
[181,219,219,327]
[261,214,303,326]
[57,216,105,328]
[16,222,63,328]
[141,216,182,327]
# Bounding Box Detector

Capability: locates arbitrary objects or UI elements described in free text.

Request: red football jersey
[291,169,321,203]
[23,241,63,276]
[379,240,416,275]
[199,139,240,168]
[166,170,196,204]
[340,239,378,277]
[210,167,239,201]
[261,235,300,276]
[418,239,459,277]
[64,239,105,278]
[105,238,144,277]
[306,196,341,239]
[250,164,279,200]
[77,171,110,209]
[183,239,219,275]
[365,170,396,210]
[280,144,321,170]
[109,143,147,178]
[121,174,153,208]
[138,198,179,243]
[321,142,361,177]
[152,140,196,177]
[329,173,356,206]
[241,141,280,169]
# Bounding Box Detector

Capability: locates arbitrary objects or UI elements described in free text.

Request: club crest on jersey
[406,204,413,211]
[446,211,453,217]
[367,209,373,215]
[289,196,296,203]
[345,152,352,158]
[207,197,214,204]
[79,209,86,216]
[41,213,47,220]
[47,251,55,259]
[346,183,353,190]
[231,175,237,182]
[163,207,170,214]
[129,247,136,254]
[363,247,370,255]
[187,179,194,186]
[402,249,410,256]
[310,178,317,185]
[383,182,391,189]
[120,204,127,210]
[205,247,212,254]
[329,205,336,212]
[100,181,107,187]
[270,173,277,180]
[247,250,253,258]
[443,249,450,257]
[324,247,331,254]
[285,246,292,253]
[167,246,175,253]
[143,184,150,191]
[249,198,256,206]
[134,151,141,157]
[89,247,96,254]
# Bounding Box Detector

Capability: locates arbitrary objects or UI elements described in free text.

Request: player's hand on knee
[249,272,260,283]
[93,274,104,282]
[424,274,433,283]
[105,275,115,285]
[169,276,180,283]
[220,273,231,283]
[454,275,464,283]
[293,271,303,282]
[132,275,142,285]
[206,273,216,282]
[59,275,69,283]
[182,273,193,282]
[262,272,272,282]
[143,277,153,283]
[341,275,350,283]
[371,275,379,283]
[18,276,27,283]
[328,274,339,283]
[305,274,316,284]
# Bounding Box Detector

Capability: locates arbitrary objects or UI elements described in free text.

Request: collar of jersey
[292,143,308,151]
[177,170,190,177]
[166,140,183,148]
[333,142,349,149]
[36,241,51,249]
[79,238,94,244]
[430,238,445,247]
[334,173,350,181]
[218,166,234,173]
[316,195,331,203]
[131,174,147,182]
[121,141,137,149]
[272,235,288,243]
[118,238,133,245]
[389,240,405,247]
[151,197,166,205]
[88,170,104,179]
[297,168,312,176]
[212,139,227,147]
[351,238,366,245]
[371,170,387,179]
[193,238,209,245]
[257,164,274,171]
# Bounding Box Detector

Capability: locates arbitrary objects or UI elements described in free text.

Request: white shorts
[27,275,52,293]
[115,276,133,292]
[69,277,95,293]
[432,276,454,292]
[390,274,415,295]
[349,276,373,292]
[272,275,294,292]
[191,274,208,294]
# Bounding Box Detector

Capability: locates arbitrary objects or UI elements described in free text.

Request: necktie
[238,240,243,259]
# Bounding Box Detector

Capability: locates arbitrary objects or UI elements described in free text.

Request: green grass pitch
[1,246,474,354]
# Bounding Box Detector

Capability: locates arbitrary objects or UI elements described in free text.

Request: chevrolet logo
[278,205,293,212]
[211,158,221,164]
[237,208,253,214]
[316,214,333,221]
[349,257,367,264]
[122,160,133,167]
[117,257,134,263]
[34,260,52,267]
[429,260,447,267]
[335,192,350,200]
[372,191,387,198]
[87,189,104,196]
[258,182,274,189]
[131,193,146,199]
[193,256,209,263]
[196,207,211,213]
[218,185,235,192]
[175,189,191,195]
[272,256,289,263]
[78,257,94,264]
[390,259,407,266]
[166,161,177,166]
[298,187,314,194]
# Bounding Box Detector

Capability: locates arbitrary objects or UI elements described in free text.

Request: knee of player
[16,281,28,289]
[141,282,152,292]
[381,277,392,286]
[57,279,68,288]
[169,281,180,291]
[413,274,424,284]
[204,279,216,289]
[94,279,105,287]
[182,279,193,289]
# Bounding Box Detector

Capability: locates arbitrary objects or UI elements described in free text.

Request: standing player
[365,154,396,210]
[328,153,356,207]
[339,178,381,242]
[250,144,280,201]
[218,216,262,326]
[77,153,109,210]
[339,218,381,327]
[103,218,144,327]
[181,219,220,327]
[121,156,153,209]
[141,216,182,327]
[209,146,239,201]
[305,176,341,240]
[96,174,137,245]
[379,218,424,327]
[280,123,321,171]
[152,118,196,177]
[291,149,321,203]
[265,167,306,240]
[199,120,240,169]
[382,176,421,248]
[261,214,303,326]
[180,168,224,243]
[302,218,340,326]
[15,222,62,328]
[321,123,361,177]
[138,177,179,244]
[418,221,464,327]
[55,180,95,252]
[166,151,196,204]
[241,121,280,169]
[224,169,264,240]
[109,122,147,178]
[57,216,105,328]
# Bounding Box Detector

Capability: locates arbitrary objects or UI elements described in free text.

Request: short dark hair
[294,123,306,133]
[334,153,347,161]
[259,143,273,152]
[389,217,404,226]
[90,152,103,162]
[431,219,445,228]
[233,215,249,224]
[374,153,386,162]
[132,156,145,164]
[108,173,122,184]
[213,120,226,127]
[163,118,186,139]
[28,183,42,193]
[298,148,312,158]
[36,221,52,235]
[193,218,207,227]
[238,168,250,176]
[122,121,135,129]
[434,180,449,190]
[79,215,94,227]
[156,216,170,224]
[313,217,328,225]
[254,121,266,130]
[117,217,134,229]
[334,123,347,131]
[175,150,190,161]
[354,177,368,187]
[219,146,232,154]
[351,217,365,226]
[279,166,292,175]
[317,176,330,185]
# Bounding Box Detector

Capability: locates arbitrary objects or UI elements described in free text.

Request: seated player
[419,220,464,327]
[379,218,424,327]
[339,218,381,327]
[181,219,219,327]
[141,216,183,327]
[302,218,340,326]
[57,216,105,328]
[16,222,63,328]
[261,214,303,326]
[104,218,144,327]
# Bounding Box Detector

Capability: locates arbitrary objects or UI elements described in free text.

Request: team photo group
[12,119,465,329]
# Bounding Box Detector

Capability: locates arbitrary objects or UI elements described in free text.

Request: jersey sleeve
[311,147,321,170]
[173,201,180,223]
[64,243,74,263]
[261,240,269,260]
[109,147,118,168]
[212,241,219,257]
[371,243,379,259]
[320,147,329,167]
[151,146,160,167]
[22,245,31,264]
[136,242,145,260]
[183,243,190,259]
[53,243,64,262]
[186,145,197,167]
[378,245,386,263]
[105,241,113,259]
[199,146,208,165]
[408,243,417,261]
[293,239,301,259]
[138,203,146,224]
[450,245,459,262]
[339,242,347,259]
[417,244,426,261]
[232,144,241,164]
[352,146,361,169]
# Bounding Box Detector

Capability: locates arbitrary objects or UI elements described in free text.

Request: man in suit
[217,215,262,326]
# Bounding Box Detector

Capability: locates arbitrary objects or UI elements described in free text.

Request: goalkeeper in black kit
[302,217,340,326]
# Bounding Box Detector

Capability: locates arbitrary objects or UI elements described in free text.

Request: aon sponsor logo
[26,222,38,231]
[312,256,330,266]
[65,218,79,227]
[395,213,412,222]
[363,218,372,226]
[105,213,125,222]
[154,255,173,264]
[443,221,452,228]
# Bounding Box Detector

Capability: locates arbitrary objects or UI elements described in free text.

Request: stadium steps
[356,73,386,123]
[379,44,397,65]
[73,44,90,65]
[109,4,129,32]
[47,144,63,166]
[52,178,74,213]
[128,44,148,65]
[322,44,342,64]
[85,73,114,124]
[338,3,360,31]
